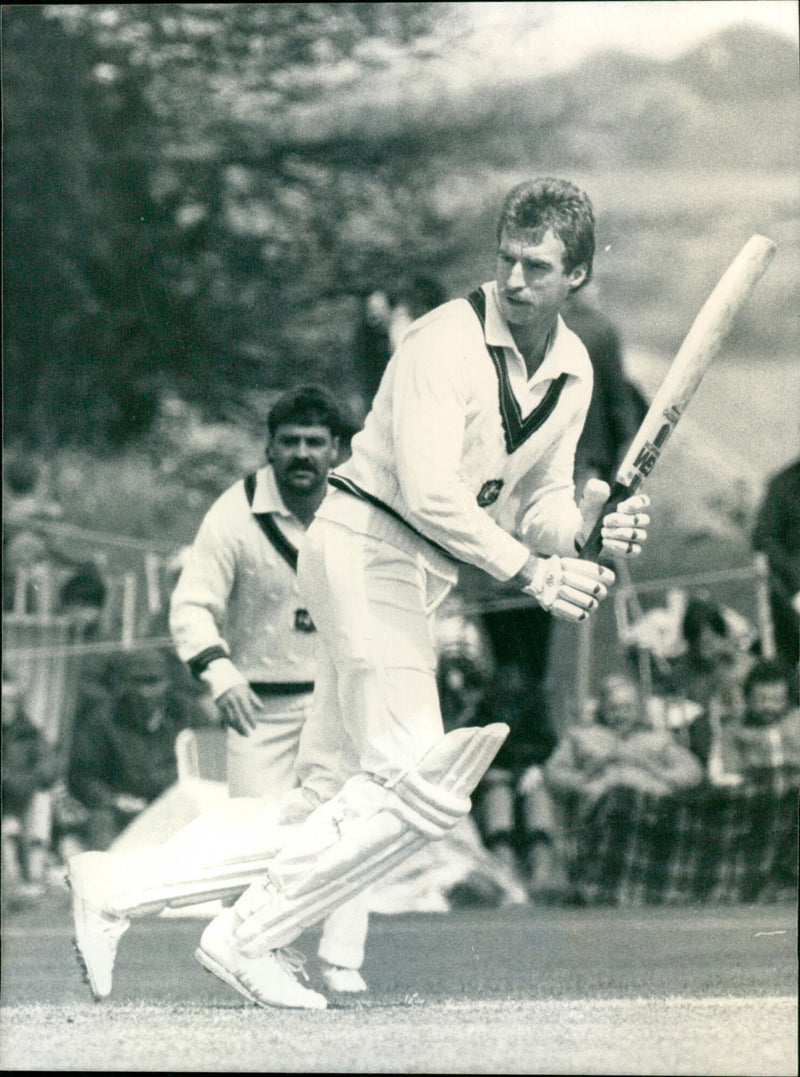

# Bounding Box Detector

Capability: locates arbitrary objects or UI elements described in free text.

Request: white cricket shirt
[169,465,317,698]
[320,280,592,582]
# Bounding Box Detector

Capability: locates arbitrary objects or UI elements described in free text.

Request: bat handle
[577,480,633,563]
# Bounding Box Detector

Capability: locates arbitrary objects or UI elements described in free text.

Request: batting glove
[522,554,615,622]
[577,479,651,558]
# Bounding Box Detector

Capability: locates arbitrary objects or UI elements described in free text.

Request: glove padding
[523,555,615,622]
[578,479,651,558]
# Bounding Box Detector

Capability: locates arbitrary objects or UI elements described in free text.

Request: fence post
[753,552,776,659]
[121,572,137,650]
[144,553,162,616]
[576,615,592,723]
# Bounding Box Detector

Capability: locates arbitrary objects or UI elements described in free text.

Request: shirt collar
[250,465,293,517]
[483,281,588,383]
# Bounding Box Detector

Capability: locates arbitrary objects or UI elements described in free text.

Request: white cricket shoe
[195,908,327,1010]
[320,964,368,994]
[68,851,130,1000]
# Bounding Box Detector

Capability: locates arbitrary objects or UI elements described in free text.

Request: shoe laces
[275,946,310,982]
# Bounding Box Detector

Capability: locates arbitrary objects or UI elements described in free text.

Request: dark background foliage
[3,4,797,455]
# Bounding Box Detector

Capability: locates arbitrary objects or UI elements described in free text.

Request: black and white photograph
[2,2,798,1073]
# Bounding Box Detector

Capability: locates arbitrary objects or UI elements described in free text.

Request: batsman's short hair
[267,385,350,441]
[496,177,596,287]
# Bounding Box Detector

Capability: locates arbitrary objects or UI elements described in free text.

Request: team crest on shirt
[477,479,504,507]
[294,609,316,633]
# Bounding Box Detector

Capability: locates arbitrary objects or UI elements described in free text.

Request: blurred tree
[3,3,456,449]
[3,5,794,452]
[3,5,220,448]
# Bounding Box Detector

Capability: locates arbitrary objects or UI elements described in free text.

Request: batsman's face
[268,423,338,493]
[496,227,586,327]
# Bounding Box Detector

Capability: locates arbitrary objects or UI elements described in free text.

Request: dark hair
[743,658,789,698]
[60,566,107,609]
[267,385,348,441]
[496,177,596,286]
[400,276,447,320]
[4,457,40,496]
[681,599,728,648]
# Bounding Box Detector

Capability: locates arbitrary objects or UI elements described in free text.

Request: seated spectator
[545,673,704,808]
[59,564,108,636]
[536,673,704,899]
[1,670,60,905]
[660,598,754,777]
[713,658,800,794]
[66,648,208,851]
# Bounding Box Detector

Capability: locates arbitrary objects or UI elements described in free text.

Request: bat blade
[579,233,777,561]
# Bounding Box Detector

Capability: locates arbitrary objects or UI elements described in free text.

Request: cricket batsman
[70,177,650,1009]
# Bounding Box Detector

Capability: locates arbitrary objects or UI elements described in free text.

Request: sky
[460,1,799,78]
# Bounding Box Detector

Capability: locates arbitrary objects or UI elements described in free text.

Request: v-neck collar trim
[468,286,570,455]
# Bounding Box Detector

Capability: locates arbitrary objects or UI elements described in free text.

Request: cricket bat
[579,233,777,561]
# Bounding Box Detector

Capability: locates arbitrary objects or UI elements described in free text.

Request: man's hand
[577,479,651,559]
[515,553,615,623]
[216,683,263,737]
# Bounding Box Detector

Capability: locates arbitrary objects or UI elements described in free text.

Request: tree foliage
[3,3,456,447]
[3,6,795,450]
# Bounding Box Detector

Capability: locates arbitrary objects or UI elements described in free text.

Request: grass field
[1,888,796,1074]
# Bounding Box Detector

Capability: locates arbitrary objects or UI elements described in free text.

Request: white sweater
[320,281,592,582]
[169,465,317,698]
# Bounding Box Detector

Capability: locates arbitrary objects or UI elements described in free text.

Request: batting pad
[103,797,300,918]
[231,722,509,954]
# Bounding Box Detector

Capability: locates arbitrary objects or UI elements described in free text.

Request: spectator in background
[535,672,702,901]
[432,592,494,732]
[352,276,448,417]
[3,456,65,613]
[752,456,800,690]
[67,648,206,851]
[471,661,559,887]
[543,671,703,821]
[58,563,114,719]
[59,564,108,638]
[2,456,62,526]
[2,670,60,905]
[388,275,449,352]
[560,290,646,494]
[664,598,754,780]
[352,289,394,414]
[717,659,800,793]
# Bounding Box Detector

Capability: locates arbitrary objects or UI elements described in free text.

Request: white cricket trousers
[295,517,452,797]
[254,516,453,906]
[226,691,369,971]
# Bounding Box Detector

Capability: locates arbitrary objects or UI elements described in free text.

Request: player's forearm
[402,484,530,581]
